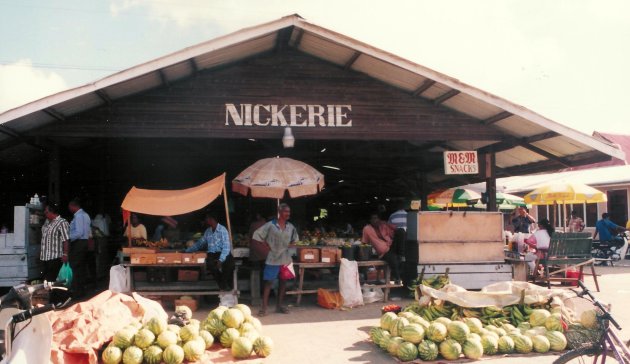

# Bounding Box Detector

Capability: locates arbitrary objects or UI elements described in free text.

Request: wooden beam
[433,89,460,105]
[43,108,65,121]
[344,51,361,70]
[520,143,572,167]
[292,28,304,48]
[0,124,21,139]
[189,58,199,73]
[158,69,169,86]
[482,111,512,125]
[525,131,559,143]
[412,79,436,96]
[275,26,293,52]
[95,89,112,105]
[0,125,49,152]
[477,131,561,155]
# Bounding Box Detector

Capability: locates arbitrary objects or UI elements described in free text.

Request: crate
[156,252,182,264]
[123,247,158,254]
[177,269,199,281]
[174,298,198,312]
[298,248,320,263]
[130,253,157,265]
[181,253,195,264]
[320,247,338,263]
[193,252,206,264]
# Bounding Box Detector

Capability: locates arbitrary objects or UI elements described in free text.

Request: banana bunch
[414,303,453,322]
[421,274,450,290]
[478,306,510,326]
[503,304,532,326]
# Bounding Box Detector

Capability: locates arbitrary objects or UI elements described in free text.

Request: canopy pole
[222,184,233,239]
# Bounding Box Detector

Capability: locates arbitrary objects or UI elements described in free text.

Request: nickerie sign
[225,103,352,127]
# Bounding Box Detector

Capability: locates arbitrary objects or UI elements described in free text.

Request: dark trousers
[207,253,235,291]
[69,239,88,297]
[382,250,401,281]
[42,258,66,304]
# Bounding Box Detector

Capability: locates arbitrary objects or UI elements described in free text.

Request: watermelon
[518,322,532,332]
[199,330,214,349]
[253,336,274,357]
[439,339,462,361]
[234,303,252,317]
[409,315,430,329]
[145,317,167,336]
[481,335,498,355]
[397,341,418,362]
[183,339,204,362]
[401,324,425,344]
[179,324,199,342]
[391,317,409,337]
[122,346,143,364]
[143,345,163,364]
[220,328,240,348]
[464,317,483,334]
[532,335,551,353]
[156,331,178,349]
[468,333,481,342]
[112,329,136,350]
[463,338,484,359]
[417,340,439,361]
[245,315,263,332]
[222,308,245,329]
[370,327,383,344]
[102,346,123,364]
[434,317,452,326]
[387,337,405,356]
[239,322,256,335]
[530,309,551,327]
[188,319,201,328]
[545,313,563,332]
[447,321,471,343]
[209,306,228,321]
[398,312,415,320]
[204,318,226,337]
[167,324,181,334]
[380,312,397,331]
[497,335,515,354]
[426,322,448,343]
[501,323,516,332]
[580,309,598,329]
[132,329,155,349]
[232,337,254,359]
[495,327,507,337]
[162,344,184,364]
[513,335,533,353]
[379,332,392,350]
[546,331,567,351]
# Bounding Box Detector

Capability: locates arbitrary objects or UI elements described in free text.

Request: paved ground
[188,262,630,364]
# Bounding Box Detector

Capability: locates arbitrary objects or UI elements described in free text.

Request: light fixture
[248,138,256,142]
[322,165,340,170]
[320,148,326,153]
[338,179,344,183]
[282,127,295,148]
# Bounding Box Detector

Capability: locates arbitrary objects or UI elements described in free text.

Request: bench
[286,260,403,305]
[535,232,600,292]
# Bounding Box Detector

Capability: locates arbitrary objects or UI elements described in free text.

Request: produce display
[101,304,273,363]
[131,238,169,249]
[368,299,589,362]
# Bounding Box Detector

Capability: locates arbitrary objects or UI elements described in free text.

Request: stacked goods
[101,304,273,364]
[369,301,571,362]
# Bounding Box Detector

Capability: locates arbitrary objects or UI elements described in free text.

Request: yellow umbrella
[523,181,607,231]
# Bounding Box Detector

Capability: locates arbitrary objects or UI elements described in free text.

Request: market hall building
[0,14,623,229]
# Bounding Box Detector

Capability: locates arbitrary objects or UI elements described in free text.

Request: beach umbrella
[428,188,481,208]
[232,157,324,199]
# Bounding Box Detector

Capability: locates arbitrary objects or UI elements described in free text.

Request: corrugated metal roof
[0,14,624,176]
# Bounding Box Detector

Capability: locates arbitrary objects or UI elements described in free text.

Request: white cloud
[0,60,68,113]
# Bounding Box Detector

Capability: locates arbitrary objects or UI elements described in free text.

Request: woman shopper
[252,203,299,316]
[524,218,555,274]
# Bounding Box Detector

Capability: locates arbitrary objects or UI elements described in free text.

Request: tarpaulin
[121,173,225,217]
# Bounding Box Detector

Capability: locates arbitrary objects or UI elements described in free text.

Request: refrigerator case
[0,205,44,287]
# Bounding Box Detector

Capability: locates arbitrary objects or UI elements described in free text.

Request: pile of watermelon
[101,304,273,364]
[369,305,578,362]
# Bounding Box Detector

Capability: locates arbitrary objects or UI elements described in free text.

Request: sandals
[276,306,290,314]
[257,309,267,317]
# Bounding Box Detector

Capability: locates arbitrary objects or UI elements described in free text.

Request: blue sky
[1,0,630,135]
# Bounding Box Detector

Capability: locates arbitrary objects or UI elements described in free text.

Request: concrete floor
[188,262,630,364]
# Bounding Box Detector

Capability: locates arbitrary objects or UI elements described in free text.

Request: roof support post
[189,58,199,73]
[483,151,497,212]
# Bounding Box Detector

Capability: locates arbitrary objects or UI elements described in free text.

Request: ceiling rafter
[412,79,435,96]
[95,90,112,105]
[482,111,513,125]
[291,28,304,48]
[43,108,65,121]
[344,51,361,70]
[433,89,460,105]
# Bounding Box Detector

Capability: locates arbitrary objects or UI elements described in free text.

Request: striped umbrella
[428,188,481,208]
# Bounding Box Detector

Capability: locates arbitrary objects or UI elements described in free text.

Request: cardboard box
[156,252,182,264]
[193,252,206,264]
[181,253,195,264]
[123,247,158,254]
[174,298,198,312]
[130,253,157,264]
[320,247,338,263]
[177,269,199,281]
[298,248,320,263]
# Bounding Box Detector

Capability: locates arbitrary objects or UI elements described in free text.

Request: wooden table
[123,261,240,296]
[286,260,402,305]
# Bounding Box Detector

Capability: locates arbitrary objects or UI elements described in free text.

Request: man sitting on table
[362,213,401,284]
[185,213,234,291]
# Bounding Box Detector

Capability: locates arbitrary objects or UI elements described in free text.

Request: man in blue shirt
[68,198,91,298]
[594,213,625,249]
[186,213,234,291]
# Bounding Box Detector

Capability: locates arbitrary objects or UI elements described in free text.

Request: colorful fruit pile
[101,304,273,364]
[368,301,590,362]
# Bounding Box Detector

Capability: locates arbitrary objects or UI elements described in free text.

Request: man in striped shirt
[40,203,70,284]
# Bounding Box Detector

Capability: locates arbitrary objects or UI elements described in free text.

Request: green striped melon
[397,341,419,362]
[417,340,439,361]
[370,327,383,345]
[387,337,405,356]
[513,334,533,354]
[439,339,462,361]
[397,312,415,320]
[580,309,598,329]
[497,335,515,354]
[401,323,425,344]
[530,309,551,327]
[380,312,397,331]
[462,338,484,359]
[435,317,452,326]
[426,322,448,343]
[545,313,563,332]
[409,315,430,329]
[546,331,567,351]
[447,321,471,343]
[532,335,551,353]
[481,335,498,355]
[391,317,409,337]
[464,317,483,334]
[378,332,391,351]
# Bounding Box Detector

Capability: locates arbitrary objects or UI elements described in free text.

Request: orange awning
[121,173,225,216]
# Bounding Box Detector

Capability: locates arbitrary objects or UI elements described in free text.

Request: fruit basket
[381,304,401,315]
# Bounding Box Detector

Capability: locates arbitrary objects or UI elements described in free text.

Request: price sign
[443,151,478,175]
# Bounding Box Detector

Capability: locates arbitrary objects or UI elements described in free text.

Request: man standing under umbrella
[512,207,536,233]
[253,203,298,316]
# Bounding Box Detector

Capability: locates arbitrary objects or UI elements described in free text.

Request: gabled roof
[0,14,624,173]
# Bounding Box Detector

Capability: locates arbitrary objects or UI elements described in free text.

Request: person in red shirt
[362,213,401,283]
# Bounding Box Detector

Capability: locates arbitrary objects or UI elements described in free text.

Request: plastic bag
[279,262,295,280]
[317,288,343,309]
[361,284,384,304]
[108,264,129,293]
[339,258,364,308]
[219,293,238,307]
[56,262,73,287]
